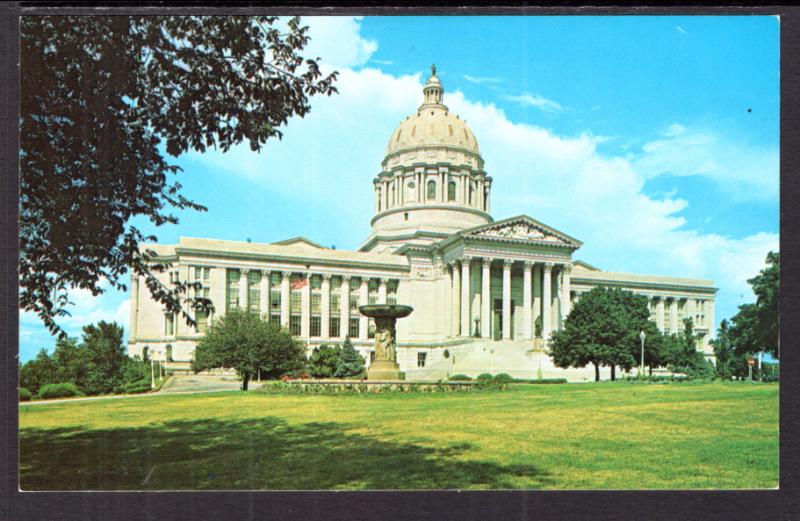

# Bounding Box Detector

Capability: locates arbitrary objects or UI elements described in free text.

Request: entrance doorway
[492,298,515,340]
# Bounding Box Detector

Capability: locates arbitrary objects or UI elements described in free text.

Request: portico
[440,215,582,342]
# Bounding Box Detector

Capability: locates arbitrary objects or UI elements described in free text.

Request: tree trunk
[594,363,600,382]
[611,365,616,381]
[649,366,652,376]
[241,372,250,391]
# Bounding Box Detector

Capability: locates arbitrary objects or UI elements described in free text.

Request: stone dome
[384,69,480,158]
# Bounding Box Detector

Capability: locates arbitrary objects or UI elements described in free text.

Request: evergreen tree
[309,344,341,378]
[334,337,365,378]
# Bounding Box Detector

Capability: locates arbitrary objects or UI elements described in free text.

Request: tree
[727,252,779,359]
[80,321,128,394]
[192,308,306,390]
[334,337,365,378]
[20,16,338,336]
[550,287,650,381]
[661,318,712,378]
[308,344,341,378]
[19,348,58,395]
[711,319,736,380]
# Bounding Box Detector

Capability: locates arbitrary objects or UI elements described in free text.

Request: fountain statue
[358,304,413,380]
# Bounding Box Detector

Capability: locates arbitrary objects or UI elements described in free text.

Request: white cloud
[502,93,564,113]
[464,74,503,84]
[303,16,378,69]
[634,124,779,202]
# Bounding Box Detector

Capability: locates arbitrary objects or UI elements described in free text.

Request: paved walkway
[20,375,261,406]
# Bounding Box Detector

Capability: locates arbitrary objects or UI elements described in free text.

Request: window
[330,316,341,338]
[290,315,301,336]
[349,278,361,311]
[248,270,261,313]
[195,308,208,333]
[192,266,210,300]
[389,184,395,206]
[387,280,398,305]
[270,272,282,323]
[368,279,379,305]
[164,313,175,336]
[427,179,436,200]
[226,269,240,313]
[469,183,474,205]
[448,180,456,201]
[349,317,360,338]
[417,352,427,368]
[310,316,322,337]
[370,351,375,364]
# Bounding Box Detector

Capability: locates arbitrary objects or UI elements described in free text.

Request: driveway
[158,374,256,394]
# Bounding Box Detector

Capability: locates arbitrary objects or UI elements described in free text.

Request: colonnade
[227,269,397,340]
[448,257,572,341]
[374,168,491,213]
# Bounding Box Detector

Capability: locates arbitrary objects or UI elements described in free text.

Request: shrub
[19,388,32,401]
[448,374,472,381]
[308,344,341,378]
[121,379,152,394]
[493,373,514,384]
[38,382,82,399]
[335,337,365,378]
[476,373,494,382]
[513,378,568,384]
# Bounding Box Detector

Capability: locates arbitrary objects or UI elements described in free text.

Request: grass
[18,381,778,490]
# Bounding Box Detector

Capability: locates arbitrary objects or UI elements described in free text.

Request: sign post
[748,357,755,382]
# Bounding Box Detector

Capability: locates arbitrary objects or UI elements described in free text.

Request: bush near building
[38,382,83,399]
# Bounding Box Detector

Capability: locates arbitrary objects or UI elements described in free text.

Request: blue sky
[19,15,779,362]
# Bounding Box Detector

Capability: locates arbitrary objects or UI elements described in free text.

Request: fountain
[358,304,413,380]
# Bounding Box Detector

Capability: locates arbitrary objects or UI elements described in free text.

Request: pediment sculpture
[475,222,565,243]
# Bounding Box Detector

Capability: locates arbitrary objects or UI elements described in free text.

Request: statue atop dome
[431,63,436,76]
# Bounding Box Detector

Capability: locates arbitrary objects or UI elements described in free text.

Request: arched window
[165,344,173,362]
[427,180,436,200]
[469,183,475,205]
[448,181,456,201]
[142,346,149,361]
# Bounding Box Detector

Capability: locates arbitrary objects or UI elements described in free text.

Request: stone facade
[128,67,717,380]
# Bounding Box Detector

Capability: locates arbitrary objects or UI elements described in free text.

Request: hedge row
[38,382,83,399]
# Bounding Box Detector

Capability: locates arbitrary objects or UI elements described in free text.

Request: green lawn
[19,382,778,490]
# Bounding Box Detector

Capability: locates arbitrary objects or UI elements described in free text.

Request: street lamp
[639,330,646,379]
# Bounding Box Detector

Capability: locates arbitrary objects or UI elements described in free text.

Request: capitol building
[128,68,717,381]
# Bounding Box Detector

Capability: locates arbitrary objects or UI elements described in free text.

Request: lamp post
[639,330,646,379]
[150,357,155,389]
[490,348,495,376]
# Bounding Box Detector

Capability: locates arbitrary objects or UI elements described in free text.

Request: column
[707,299,715,335]
[280,271,290,327]
[532,263,542,337]
[542,263,553,340]
[321,274,331,338]
[523,261,533,340]
[416,169,423,201]
[260,270,270,317]
[561,264,572,324]
[239,269,249,310]
[374,184,379,213]
[301,273,311,337]
[461,257,472,337]
[481,258,492,338]
[378,278,388,304]
[359,278,369,339]
[656,297,665,332]
[439,170,446,202]
[129,273,139,339]
[340,276,350,338]
[451,263,461,337]
[670,297,679,334]
[485,182,491,213]
[502,259,512,340]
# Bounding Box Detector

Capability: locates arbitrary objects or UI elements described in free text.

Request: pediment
[272,236,328,250]
[464,216,582,248]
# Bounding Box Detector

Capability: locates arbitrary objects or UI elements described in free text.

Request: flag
[290,275,308,290]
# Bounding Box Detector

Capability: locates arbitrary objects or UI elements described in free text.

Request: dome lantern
[421,63,445,108]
